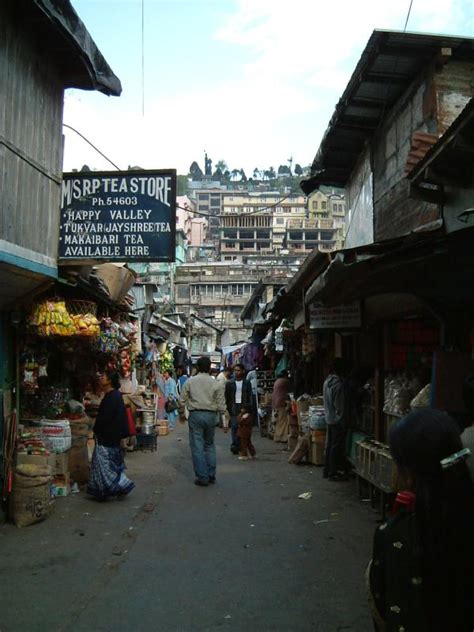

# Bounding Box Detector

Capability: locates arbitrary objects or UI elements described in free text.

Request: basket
[67,300,97,316]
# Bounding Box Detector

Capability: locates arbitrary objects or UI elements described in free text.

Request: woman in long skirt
[87,370,135,500]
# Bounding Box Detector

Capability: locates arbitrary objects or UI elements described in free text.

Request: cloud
[63,0,470,175]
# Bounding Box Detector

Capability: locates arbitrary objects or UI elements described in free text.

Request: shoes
[208,477,216,484]
[230,448,239,455]
[238,456,249,461]
[249,455,257,460]
[328,473,349,482]
[194,479,209,487]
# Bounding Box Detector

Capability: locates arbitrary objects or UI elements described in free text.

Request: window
[198,193,209,201]
[312,201,318,210]
[177,284,190,299]
[320,231,334,241]
[199,204,209,211]
[321,201,327,210]
[225,230,237,239]
[276,217,284,225]
[289,231,303,241]
[306,231,318,241]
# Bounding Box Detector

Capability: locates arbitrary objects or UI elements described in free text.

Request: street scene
[1,1,474,631]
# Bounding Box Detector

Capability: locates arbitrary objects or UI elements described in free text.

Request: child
[237,405,256,461]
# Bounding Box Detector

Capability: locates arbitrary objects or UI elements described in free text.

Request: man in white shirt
[180,356,227,486]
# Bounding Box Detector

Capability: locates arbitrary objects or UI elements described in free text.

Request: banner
[59,170,176,263]
[309,301,361,330]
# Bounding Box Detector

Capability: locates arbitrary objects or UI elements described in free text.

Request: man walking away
[323,358,348,481]
[179,356,227,487]
[225,363,253,455]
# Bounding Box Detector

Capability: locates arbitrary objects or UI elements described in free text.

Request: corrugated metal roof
[306,29,474,188]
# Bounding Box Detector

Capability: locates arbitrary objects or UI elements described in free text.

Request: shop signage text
[59,170,176,263]
[309,301,361,330]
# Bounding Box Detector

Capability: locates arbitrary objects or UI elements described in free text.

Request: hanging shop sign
[59,170,176,263]
[309,301,361,330]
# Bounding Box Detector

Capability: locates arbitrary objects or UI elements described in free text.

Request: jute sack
[68,436,90,484]
[10,466,54,527]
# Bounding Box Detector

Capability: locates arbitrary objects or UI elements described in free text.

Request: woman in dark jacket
[87,371,135,500]
[368,409,474,631]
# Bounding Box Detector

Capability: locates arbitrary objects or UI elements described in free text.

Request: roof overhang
[12,0,122,95]
[301,30,474,194]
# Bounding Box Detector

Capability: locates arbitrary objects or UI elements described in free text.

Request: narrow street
[0,428,375,632]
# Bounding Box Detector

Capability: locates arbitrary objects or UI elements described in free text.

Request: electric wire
[141,0,145,116]
[62,124,121,171]
[403,0,414,31]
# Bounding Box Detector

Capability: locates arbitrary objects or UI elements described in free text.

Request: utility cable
[62,123,121,171]
[403,0,414,31]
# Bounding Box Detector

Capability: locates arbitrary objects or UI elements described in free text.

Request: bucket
[142,411,155,424]
[142,424,155,435]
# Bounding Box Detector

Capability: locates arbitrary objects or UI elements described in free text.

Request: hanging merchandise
[159,347,174,373]
[95,318,120,354]
[29,300,76,337]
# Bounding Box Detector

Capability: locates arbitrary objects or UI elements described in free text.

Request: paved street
[0,427,376,632]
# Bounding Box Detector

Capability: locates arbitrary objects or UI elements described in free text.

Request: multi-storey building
[220,192,307,261]
[173,261,294,343]
[188,187,227,248]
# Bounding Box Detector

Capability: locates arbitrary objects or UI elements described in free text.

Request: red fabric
[126,407,137,436]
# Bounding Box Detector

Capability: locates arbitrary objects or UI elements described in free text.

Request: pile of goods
[29,300,75,336]
[17,430,52,458]
[29,300,100,337]
[383,373,423,417]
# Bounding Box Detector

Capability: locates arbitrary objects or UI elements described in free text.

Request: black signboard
[59,170,176,263]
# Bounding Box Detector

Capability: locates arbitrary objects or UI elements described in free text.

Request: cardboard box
[16,453,55,469]
[52,473,70,497]
[310,440,325,466]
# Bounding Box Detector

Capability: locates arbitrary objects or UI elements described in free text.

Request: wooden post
[374,324,386,441]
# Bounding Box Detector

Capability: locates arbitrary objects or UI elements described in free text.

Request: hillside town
[1,1,474,631]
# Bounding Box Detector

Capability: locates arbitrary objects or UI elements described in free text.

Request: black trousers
[324,423,346,477]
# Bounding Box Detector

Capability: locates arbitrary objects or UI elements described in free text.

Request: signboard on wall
[59,170,176,263]
[309,301,361,330]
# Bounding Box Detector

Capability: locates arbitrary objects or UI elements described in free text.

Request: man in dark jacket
[225,363,253,455]
[323,358,347,481]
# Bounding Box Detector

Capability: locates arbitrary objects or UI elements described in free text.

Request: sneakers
[238,456,249,461]
[208,476,216,484]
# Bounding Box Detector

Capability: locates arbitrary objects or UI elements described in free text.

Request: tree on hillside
[189,161,203,180]
[253,167,260,180]
[177,175,188,195]
[223,170,231,181]
[213,167,223,179]
[294,163,303,176]
[216,160,228,174]
[268,166,276,180]
[240,169,247,182]
[231,168,241,181]
[278,165,291,176]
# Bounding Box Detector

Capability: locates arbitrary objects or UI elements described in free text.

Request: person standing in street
[88,370,135,500]
[272,370,290,443]
[163,369,179,430]
[323,358,348,481]
[225,363,253,455]
[176,366,188,397]
[179,356,227,487]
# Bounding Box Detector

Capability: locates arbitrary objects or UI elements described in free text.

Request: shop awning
[305,226,474,310]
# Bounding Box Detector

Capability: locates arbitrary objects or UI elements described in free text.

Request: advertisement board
[309,301,361,330]
[59,170,176,263]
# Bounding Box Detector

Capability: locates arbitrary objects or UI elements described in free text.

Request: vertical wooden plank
[374,324,386,442]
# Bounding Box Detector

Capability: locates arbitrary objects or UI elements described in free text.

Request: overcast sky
[64,0,473,176]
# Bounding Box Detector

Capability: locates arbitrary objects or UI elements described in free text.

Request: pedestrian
[272,370,290,443]
[163,369,179,430]
[237,405,256,461]
[87,370,135,500]
[323,359,348,481]
[176,365,188,396]
[179,356,227,487]
[216,366,232,384]
[225,363,253,455]
[368,408,474,631]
